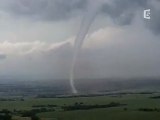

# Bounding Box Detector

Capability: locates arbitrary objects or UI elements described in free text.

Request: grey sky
[0,0,160,80]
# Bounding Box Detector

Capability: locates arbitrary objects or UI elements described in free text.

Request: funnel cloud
[70,0,112,93]
[70,1,99,94]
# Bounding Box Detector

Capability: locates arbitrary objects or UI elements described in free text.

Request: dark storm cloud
[101,0,149,25]
[0,0,160,34]
[151,10,160,34]
[145,3,160,34]
[0,0,87,21]
[1,0,147,21]
[101,0,160,34]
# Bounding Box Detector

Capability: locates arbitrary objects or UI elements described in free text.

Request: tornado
[69,1,104,94]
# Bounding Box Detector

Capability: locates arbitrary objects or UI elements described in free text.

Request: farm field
[1,93,160,120]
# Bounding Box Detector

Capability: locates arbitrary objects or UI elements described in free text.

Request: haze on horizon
[0,0,160,81]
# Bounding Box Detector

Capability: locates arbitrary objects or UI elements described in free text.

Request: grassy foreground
[0,93,160,120]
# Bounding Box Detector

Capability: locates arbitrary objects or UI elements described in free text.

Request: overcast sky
[0,0,160,80]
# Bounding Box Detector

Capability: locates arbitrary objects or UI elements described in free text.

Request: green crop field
[0,93,160,120]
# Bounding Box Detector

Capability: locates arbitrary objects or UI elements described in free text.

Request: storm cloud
[0,0,87,21]
[0,0,159,34]
[0,0,160,80]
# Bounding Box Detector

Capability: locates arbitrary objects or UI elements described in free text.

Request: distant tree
[0,113,12,120]
[80,102,84,105]
[74,102,78,106]
[123,108,128,111]
[31,115,40,120]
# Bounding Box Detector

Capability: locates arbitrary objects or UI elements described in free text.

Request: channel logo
[144,9,151,19]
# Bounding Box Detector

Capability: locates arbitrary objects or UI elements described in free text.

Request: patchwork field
[1,93,160,120]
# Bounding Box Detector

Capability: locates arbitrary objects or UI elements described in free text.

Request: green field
[0,93,160,120]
